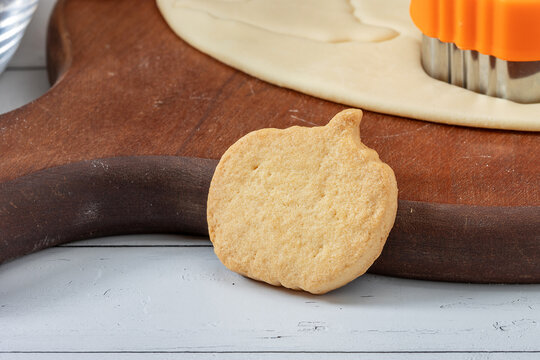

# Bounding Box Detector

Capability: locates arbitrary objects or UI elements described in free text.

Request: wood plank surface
[0,70,49,112]
[3,354,540,360]
[1,353,540,360]
[2,242,540,354]
[0,0,538,283]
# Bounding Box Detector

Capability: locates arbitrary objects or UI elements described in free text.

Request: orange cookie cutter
[410,0,540,103]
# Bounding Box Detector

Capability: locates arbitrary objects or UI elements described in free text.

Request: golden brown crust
[207,109,398,294]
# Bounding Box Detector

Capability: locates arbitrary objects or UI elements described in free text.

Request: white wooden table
[1,2,540,359]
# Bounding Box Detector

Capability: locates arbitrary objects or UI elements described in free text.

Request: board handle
[2,155,539,283]
[0,156,216,264]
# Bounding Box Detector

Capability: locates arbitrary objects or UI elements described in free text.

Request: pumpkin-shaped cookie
[207,109,398,294]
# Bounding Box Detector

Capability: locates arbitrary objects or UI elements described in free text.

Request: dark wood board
[0,0,538,282]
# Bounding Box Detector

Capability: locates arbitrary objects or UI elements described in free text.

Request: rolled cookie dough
[157,0,540,131]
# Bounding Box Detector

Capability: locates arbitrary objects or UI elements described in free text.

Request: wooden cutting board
[1,0,538,283]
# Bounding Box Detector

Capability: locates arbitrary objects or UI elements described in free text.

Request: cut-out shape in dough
[158,0,540,131]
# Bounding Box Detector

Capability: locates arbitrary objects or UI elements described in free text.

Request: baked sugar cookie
[207,109,398,294]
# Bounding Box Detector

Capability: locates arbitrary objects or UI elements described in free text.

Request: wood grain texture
[0,0,538,281]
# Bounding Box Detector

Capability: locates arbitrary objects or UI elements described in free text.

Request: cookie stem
[327,109,363,141]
